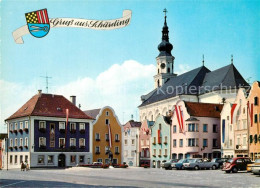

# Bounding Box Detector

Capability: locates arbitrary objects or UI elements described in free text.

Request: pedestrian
[21,161,24,171]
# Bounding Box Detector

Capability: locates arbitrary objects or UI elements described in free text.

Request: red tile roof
[5,93,93,120]
[185,102,223,118]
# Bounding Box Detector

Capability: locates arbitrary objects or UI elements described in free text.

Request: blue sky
[1,0,259,132]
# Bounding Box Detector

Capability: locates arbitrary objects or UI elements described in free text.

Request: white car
[251,165,260,175]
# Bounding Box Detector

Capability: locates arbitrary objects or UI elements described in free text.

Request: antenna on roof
[40,73,52,93]
[231,54,233,64]
[202,54,205,66]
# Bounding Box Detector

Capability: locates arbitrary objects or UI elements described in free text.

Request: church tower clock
[154,9,176,88]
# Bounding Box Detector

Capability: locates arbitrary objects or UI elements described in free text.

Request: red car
[222,157,252,173]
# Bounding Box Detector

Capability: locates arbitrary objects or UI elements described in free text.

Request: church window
[167,67,170,73]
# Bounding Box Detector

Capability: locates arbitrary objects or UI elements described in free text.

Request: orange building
[86,106,122,164]
[248,81,260,160]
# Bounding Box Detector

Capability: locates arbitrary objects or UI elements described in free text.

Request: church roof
[6,93,93,121]
[139,66,210,107]
[139,64,249,107]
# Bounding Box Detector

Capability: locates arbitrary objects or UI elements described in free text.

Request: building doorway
[58,154,66,167]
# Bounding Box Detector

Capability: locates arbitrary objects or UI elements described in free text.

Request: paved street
[0,167,260,187]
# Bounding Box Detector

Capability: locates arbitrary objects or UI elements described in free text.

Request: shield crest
[25,9,50,38]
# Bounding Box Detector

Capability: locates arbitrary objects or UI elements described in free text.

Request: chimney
[70,96,76,105]
[38,90,42,95]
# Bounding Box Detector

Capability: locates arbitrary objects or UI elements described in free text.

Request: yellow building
[248,81,260,161]
[85,106,122,164]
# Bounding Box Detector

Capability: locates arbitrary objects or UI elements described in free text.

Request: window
[9,123,13,131]
[237,137,240,145]
[25,137,28,147]
[105,146,109,153]
[153,149,156,155]
[213,139,218,148]
[131,139,135,145]
[79,123,85,130]
[131,150,135,157]
[15,155,17,164]
[124,139,127,145]
[97,159,102,163]
[59,122,65,130]
[254,97,258,105]
[106,111,109,116]
[164,149,167,155]
[243,120,246,129]
[38,155,44,164]
[48,155,54,164]
[10,155,13,164]
[159,149,162,156]
[153,137,156,144]
[95,133,100,140]
[20,122,23,129]
[173,139,176,147]
[115,146,119,153]
[20,138,23,146]
[115,134,119,141]
[188,138,197,147]
[141,139,144,146]
[39,121,46,129]
[87,158,90,164]
[70,138,76,146]
[10,139,13,147]
[188,123,198,132]
[105,119,109,125]
[25,155,28,163]
[164,136,167,143]
[39,137,46,146]
[125,131,127,136]
[255,114,258,123]
[70,155,76,164]
[179,139,183,147]
[159,124,162,130]
[124,150,128,157]
[95,146,100,153]
[79,138,85,147]
[70,123,76,130]
[203,139,208,147]
[230,125,232,131]
[15,138,18,146]
[243,136,246,146]
[59,138,65,148]
[25,121,28,129]
[227,116,229,120]
[20,155,23,164]
[203,124,208,132]
[173,125,176,133]
[213,124,217,133]
[79,156,85,163]
[15,123,18,130]
[229,139,232,147]
[146,139,149,145]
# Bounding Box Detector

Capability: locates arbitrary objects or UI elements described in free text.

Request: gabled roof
[139,66,210,107]
[200,64,249,93]
[6,93,93,121]
[124,120,141,128]
[84,109,101,119]
[185,102,223,118]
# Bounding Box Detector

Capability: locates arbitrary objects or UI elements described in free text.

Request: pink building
[171,100,223,159]
[139,120,154,167]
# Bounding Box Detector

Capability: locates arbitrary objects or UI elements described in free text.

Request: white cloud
[0,60,155,132]
[175,64,191,75]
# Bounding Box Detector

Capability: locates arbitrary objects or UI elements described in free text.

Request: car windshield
[188,159,196,163]
[255,159,260,163]
[178,159,185,163]
[227,159,233,163]
[211,158,218,162]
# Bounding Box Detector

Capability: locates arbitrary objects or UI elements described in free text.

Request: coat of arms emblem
[25,9,50,38]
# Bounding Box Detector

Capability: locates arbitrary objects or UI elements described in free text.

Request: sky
[1,0,259,132]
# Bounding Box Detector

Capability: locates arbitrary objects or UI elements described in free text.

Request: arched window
[254,97,258,105]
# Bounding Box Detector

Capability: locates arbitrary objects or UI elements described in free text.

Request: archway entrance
[58,154,66,167]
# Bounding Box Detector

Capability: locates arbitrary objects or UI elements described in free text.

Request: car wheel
[225,170,231,173]
[212,165,216,170]
[194,166,199,170]
[181,166,185,170]
[169,166,172,170]
[232,167,238,173]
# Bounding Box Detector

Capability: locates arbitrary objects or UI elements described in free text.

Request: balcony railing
[79,129,85,134]
[19,129,23,133]
[70,146,77,150]
[115,152,120,155]
[70,129,76,134]
[23,128,29,133]
[96,138,100,141]
[79,146,85,149]
[39,128,46,133]
[59,129,65,133]
[95,151,100,154]
[19,146,23,150]
[115,139,120,142]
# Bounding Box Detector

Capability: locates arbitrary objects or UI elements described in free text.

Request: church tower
[154,9,176,88]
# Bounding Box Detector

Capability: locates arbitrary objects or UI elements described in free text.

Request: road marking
[1,180,26,187]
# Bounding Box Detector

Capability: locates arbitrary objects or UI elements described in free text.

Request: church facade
[139,12,249,122]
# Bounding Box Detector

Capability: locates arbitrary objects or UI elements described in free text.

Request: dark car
[163,159,179,170]
[222,157,252,173]
[172,159,189,170]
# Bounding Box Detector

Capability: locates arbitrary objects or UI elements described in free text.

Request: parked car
[172,159,189,170]
[163,159,179,170]
[183,158,204,170]
[222,157,252,173]
[203,158,225,170]
[251,164,260,175]
[247,158,260,172]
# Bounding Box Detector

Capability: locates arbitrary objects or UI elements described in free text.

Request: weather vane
[163,8,167,17]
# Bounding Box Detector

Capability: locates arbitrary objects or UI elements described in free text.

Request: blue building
[5,90,93,169]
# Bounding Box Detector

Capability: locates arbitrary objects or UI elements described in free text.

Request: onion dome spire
[158,8,173,57]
